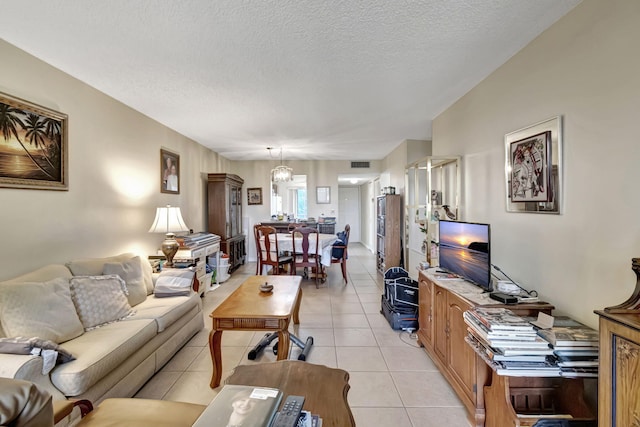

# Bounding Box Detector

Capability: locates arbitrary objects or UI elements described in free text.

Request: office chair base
[248,333,314,361]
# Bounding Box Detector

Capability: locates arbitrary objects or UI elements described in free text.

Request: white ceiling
[0,1,580,162]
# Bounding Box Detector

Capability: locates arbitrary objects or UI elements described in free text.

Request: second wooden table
[208,275,302,388]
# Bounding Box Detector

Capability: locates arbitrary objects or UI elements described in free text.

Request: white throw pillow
[154,269,195,297]
[0,278,84,343]
[69,275,134,330]
[103,257,147,307]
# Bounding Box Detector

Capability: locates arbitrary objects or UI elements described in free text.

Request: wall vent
[350,161,370,169]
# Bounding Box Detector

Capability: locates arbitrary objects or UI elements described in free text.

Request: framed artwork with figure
[505,116,562,214]
[160,149,179,194]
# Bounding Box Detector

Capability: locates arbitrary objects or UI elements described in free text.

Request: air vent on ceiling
[350,161,370,169]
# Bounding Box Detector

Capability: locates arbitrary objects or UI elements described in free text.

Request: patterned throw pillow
[69,275,135,330]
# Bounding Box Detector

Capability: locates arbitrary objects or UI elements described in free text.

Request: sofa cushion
[69,275,135,330]
[103,257,147,307]
[50,318,157,396]
[0,278,84,343]
[66,253,154,296]
[129,292,201,332]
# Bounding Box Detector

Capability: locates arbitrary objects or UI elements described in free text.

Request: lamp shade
[148,205,189,234]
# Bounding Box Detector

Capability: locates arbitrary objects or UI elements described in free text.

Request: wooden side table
[226,361,355,427]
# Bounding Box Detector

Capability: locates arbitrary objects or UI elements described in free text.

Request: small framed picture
[247,187,263,205]
[160,149,179,194]
[316,186,330,204]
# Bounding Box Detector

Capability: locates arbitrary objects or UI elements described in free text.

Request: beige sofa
[0,253,204,405]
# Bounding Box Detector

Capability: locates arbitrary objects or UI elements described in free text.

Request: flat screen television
[438,220,492,291]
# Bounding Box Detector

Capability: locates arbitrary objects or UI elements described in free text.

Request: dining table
[268,232,338,267]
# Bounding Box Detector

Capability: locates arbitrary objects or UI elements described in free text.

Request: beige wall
[0,39,232,280]
[433,0,640,327]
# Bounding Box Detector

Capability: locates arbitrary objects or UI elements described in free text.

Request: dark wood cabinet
[376,194,401,273]
[207,173,245,272]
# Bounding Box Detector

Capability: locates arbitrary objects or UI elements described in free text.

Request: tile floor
[135,244,471,426]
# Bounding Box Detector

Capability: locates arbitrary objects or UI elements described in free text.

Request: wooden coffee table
[208,275,302,388]
[226,361,355,427]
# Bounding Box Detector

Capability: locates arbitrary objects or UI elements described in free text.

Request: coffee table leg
[209,329,223,388]
[292,291,301,324]
[277,329,290,360]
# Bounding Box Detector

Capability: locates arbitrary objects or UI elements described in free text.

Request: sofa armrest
[0,353,66,400]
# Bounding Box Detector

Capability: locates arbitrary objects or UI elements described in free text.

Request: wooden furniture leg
[209,329,223,388]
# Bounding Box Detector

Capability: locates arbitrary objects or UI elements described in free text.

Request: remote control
[271,395,305,427]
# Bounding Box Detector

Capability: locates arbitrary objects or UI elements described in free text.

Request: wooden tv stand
[484,372,595,426]
[416,270,554,427]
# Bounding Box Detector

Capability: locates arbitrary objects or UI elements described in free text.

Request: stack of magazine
[533,316,599,378]
[464,307,559,377]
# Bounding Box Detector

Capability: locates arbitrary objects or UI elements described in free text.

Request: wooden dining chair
[287,222,306,232]
[257,225,293,275]
[253,223,262,274]
[330,224,350,284]
[290,226,321,287]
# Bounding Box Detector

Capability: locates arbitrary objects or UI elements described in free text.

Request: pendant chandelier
[269,147,294,182]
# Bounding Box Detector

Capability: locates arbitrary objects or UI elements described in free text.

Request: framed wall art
[160,148,180,194]
[247,187,262,205]
[505,116,562,214]
[0,91,68,190]
[316,186,330,204]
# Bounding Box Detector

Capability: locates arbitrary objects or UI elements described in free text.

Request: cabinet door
[418,278,433,347]
[231,184,242,236]
[446,292,476,401]
[433,287,448,364]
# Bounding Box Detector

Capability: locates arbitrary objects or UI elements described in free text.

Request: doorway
[338,186,360,242]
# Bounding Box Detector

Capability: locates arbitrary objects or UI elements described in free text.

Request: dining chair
[253,223,262,274]
[287,222,306,232]
[257,225,293,275]
[290,226,321,287]
[330,224,350,284]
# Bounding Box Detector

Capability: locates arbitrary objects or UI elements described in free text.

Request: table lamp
[148,205,189,268]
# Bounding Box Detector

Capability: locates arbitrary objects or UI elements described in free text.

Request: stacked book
[464,307,559,377]
[176,232,220,248]
[534,316,599,378]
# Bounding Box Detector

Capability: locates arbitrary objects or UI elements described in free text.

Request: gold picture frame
[0,91,68,190]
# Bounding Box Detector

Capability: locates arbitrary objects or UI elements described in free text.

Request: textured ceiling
[0,0,580,161]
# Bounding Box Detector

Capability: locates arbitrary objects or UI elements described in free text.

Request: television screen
[438,220,491,291]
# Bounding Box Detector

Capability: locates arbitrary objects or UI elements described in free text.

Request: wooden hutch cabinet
[376,194,401,274]
[595,257,640,427]
[207,173,245,272]
[417,270,554,426]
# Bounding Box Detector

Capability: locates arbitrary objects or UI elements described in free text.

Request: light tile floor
[136,244,471,426]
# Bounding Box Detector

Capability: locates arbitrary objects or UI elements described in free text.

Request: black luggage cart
[380,267,419,330]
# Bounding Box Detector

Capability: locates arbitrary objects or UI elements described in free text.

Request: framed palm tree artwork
[0,91,68,190]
